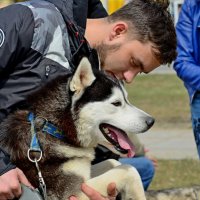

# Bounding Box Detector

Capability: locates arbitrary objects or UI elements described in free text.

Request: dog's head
[69,57,154,157]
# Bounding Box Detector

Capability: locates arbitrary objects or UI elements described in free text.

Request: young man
[0,0,176,199]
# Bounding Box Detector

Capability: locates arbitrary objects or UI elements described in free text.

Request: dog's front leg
[85,164,146,200]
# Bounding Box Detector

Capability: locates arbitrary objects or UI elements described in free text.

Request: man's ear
[70,57,96,94]
[109,21,128,41]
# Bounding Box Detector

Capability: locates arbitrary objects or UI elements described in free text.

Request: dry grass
[150,159,200,190]
[125,74,191,129]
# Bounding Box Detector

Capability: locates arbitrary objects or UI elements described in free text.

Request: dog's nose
[146,117,155,128]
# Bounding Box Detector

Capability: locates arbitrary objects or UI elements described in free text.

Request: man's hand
[0,168,33,200]
[145,148,158,168]
[69,182,118,200]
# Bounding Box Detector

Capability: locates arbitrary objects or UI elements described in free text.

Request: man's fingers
[81,183,118,200]
[0,183,15,200]
[0,169,23,199]
[69,195,78,200]
[81,183,103,200]
[81,183,99,197]
[16,168,33,189]
[0,168,33,199]
[5,192,15,200]
[9,180,22,198]
[107,182,118,198]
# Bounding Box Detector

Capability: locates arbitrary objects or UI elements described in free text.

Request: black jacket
[0,0,107,175]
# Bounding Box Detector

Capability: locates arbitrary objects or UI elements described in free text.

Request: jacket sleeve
[173,1,200,91]
[0,4,34,175]
[88,0,108,18]
[0,147,16,176]
[0,4,34,74]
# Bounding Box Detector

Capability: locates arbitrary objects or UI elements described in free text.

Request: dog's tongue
[110,127,135,158]
[117,133,135,157]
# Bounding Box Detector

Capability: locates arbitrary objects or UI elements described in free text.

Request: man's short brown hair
[107,0,177,64]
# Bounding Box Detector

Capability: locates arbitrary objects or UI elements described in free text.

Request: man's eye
[130,58,140,69]
[111,101,122,107]
[130,58,144,73]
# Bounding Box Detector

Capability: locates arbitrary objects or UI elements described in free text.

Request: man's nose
[124,70,140,83]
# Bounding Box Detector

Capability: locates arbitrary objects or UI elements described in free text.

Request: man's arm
[0,4,35,199]
[174,0,200,91]
[0,147,33,199]
[0,4,34,73]
[0,167,33,200]
[0,148,16,176]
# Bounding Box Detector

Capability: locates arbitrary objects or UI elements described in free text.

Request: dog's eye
[111,101,122,107]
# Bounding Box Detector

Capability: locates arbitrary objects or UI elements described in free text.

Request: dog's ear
[70,57,96,93]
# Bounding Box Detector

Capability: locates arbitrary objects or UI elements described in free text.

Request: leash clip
[34,158,47,200]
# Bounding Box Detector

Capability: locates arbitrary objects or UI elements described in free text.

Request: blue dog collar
[28,112,66,143]
[42,121,65,140]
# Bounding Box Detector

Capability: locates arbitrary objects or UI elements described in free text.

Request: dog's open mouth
[99,123,135,157]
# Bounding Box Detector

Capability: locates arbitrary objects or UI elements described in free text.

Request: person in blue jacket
[174,0,200,159]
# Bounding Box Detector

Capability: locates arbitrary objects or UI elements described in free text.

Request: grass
[125,74,200,190]
[125,74,191,129]
[149,159,200,190]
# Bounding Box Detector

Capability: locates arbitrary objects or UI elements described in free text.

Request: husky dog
[0,58,154,200]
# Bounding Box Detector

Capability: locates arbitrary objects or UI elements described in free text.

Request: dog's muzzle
[99,123,135,158]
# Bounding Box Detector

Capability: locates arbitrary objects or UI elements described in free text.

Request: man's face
[97,40,161,83]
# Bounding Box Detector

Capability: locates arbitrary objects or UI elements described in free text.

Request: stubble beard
[94,42,121,70]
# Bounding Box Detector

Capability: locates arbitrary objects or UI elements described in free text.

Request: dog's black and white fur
[0,58,154,200]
